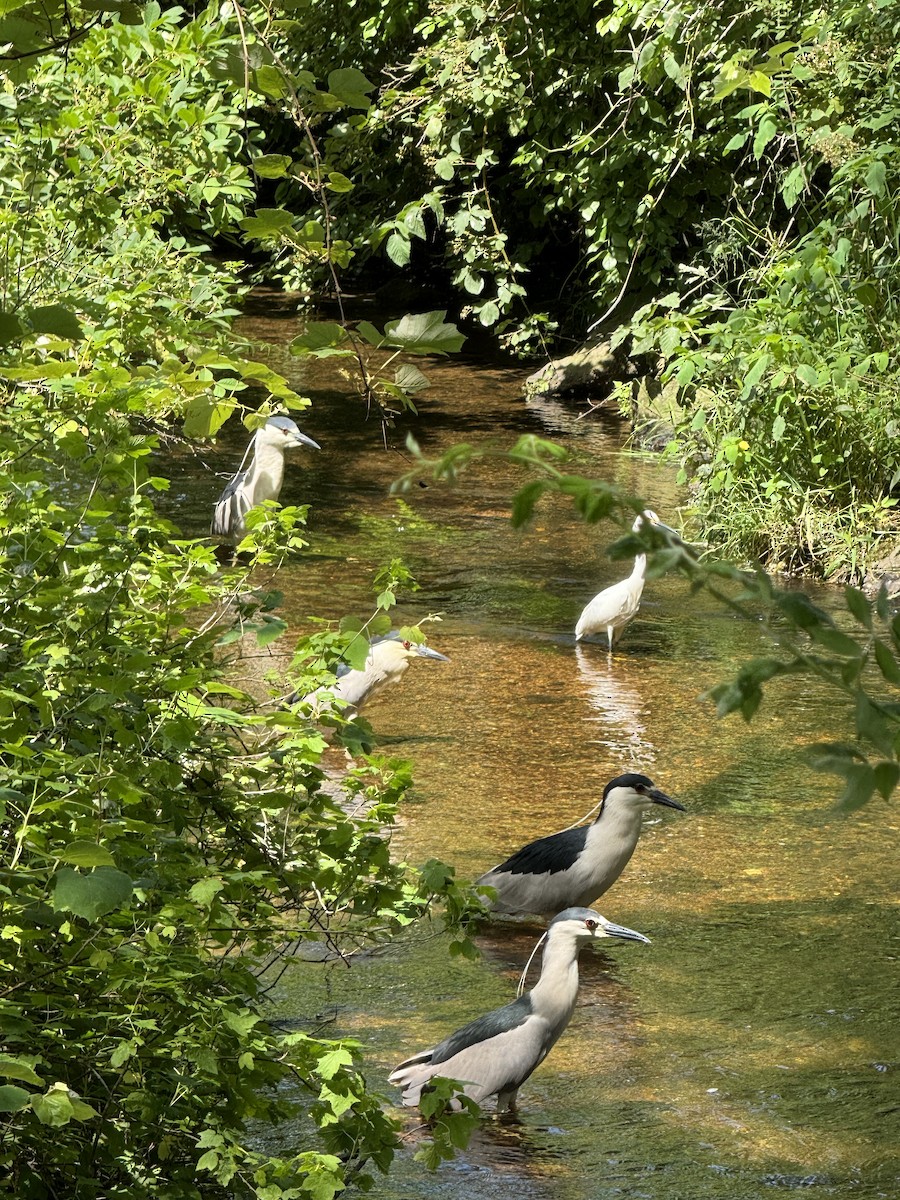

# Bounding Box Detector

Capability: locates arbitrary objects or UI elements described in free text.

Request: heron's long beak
[650,787,686,812]
[602,921,651,945]
[415,645,449,661]
[288,432,321,450]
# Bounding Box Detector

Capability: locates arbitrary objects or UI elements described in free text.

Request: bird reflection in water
[575,645,655,766]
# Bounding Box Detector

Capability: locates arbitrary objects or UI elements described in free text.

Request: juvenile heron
[389,907,649,1112]
[476,772,684,917]
[293,633,449,718]
[575,509,675,649]
[211,416,320,541]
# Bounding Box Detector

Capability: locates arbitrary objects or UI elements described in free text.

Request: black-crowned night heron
[293,632,449,718]
[476,773,684,917]
[575,509,675,649]
[389,907,649,1112]
[211,416,320,541]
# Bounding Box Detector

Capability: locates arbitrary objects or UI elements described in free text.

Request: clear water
[166,297,899,1199]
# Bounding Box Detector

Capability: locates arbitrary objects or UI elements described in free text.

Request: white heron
[575,509,675,649]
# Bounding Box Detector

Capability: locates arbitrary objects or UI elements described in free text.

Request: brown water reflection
[168,301,899,1200]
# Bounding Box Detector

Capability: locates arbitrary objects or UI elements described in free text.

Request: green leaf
[0,1085,31,1113]
[747,70,772,96]
[874,640,900,686]
[844,587,872,631]
[255,616,288,648]
[31,1085,77,1127]
[866,159,886,197]
[184,396,234,439]
[807,625,861,657]
[27,304,83,340]
[855,694,897,755]
[354,320,385,347]
[57,841,116,869]
[381,311,466,355]
[52,867,133,921]
[386,232,410,266]
[253,154,292,179]
[752,115,778,159]
[510,479,547,528]
[394,363,430,395]
[0,1057,42,1086]
[289,323,348,355]
[873,760,900,800]
[835,763,876,812]
[343,633,372,671]
[327,67,374,108]
[317,1046,354,1080]
[239,208,296,238]
[326,172,354,193]
[252,65,288,100]
[189,877,225,906]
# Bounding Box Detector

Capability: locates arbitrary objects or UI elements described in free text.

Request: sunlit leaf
[382,311,466,355]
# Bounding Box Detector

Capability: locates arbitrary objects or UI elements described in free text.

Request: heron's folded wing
[481,826,589,880]
[211,470,250,537]
[428,995,532,1065]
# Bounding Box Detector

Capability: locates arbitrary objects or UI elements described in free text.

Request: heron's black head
[600,773,686,813]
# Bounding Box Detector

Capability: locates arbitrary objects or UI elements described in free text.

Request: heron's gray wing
[389,996,538,1106]
[482,826,589,880]
[428,994,533,1065]
[211,470,251,537]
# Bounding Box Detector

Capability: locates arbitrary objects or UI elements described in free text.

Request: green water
[168,299,899,1199]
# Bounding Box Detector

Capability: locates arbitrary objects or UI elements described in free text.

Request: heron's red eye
[403,640,411,650]
[585,919,598,931]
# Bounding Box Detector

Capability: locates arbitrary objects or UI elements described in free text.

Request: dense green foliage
[254,0,900,577]
[0,5,476,1195]
[0,379,485,1197]
[2,0,898,1194]
[6,0,899,572]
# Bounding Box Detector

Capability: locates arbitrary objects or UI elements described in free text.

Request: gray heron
[476,773,684,917]
[211,416,320,541]
[389,907,649,1112]
[292,632,449,718]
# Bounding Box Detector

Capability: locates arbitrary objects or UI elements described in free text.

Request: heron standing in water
[292,632,450,719]
[575,509,675,650]
[211,416,320,542]
[389,907,650,1112]
[476,772,684,916]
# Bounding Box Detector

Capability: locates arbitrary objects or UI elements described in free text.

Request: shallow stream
[170,299,898,1200]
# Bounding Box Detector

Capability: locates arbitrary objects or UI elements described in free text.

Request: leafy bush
[0,379,480,1196]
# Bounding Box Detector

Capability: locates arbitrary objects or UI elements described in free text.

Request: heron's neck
[591,801,645,866]
[629,553,647,582]
[530,935,582,1026]
[248,440,285,506]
